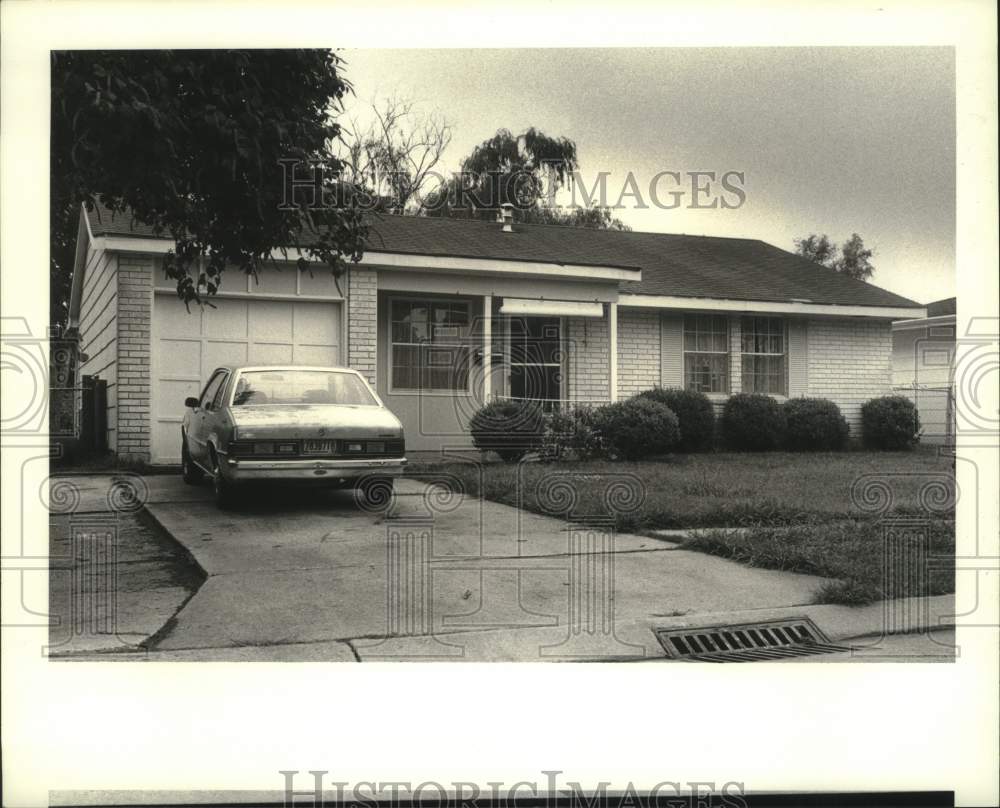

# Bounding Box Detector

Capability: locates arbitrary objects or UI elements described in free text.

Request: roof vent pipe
[499,203,514,233]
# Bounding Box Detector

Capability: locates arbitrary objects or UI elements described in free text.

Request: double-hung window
[391,299,472,392]
[741,316,787,395]
[683,314,730,394]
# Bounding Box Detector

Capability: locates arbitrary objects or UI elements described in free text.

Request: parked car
[181,365,406,508]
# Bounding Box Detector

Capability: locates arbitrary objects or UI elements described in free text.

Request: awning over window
[499,298,605,318]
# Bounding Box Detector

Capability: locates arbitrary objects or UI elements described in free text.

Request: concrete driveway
[71,471,829,661]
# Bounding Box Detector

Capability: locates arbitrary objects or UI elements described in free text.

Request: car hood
[228,405,403,440]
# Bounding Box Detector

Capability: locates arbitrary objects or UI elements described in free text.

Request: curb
[641,594,956,643]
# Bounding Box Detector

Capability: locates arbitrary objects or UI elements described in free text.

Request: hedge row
[470,390,920,462]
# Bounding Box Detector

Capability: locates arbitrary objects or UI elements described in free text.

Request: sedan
[181,365,406,508]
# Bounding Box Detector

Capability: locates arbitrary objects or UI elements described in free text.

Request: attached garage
[150,269,343,463]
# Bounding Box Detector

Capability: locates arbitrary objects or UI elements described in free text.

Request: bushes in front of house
[636,387,716,452]
[590,397,681,460]
[469,399,545,461]
[474,391,911,460]
[721,393,786,451]
[861,395,921,450]
[539,407,606,462]
[782,397,851,451]
[484,396,682,462]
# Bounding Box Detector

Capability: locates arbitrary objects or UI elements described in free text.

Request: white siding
[77,246,118,450]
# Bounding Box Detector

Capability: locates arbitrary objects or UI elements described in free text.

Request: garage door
[151,293,343,463]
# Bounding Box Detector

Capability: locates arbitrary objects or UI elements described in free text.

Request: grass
[408,448,956,606]
[682,520,955,606]
[408,447,955,531]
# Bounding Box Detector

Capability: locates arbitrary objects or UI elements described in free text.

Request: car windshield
[231,370,378,407]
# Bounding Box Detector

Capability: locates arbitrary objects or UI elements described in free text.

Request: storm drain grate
[655,617,852,662]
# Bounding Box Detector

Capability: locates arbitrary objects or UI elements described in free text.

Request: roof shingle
[85,205,920,309]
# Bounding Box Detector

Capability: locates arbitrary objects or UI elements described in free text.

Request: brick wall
[617,308,661,398]
[347,266,377,384]
[806,317,893,432]
[115,255,152,460]
[565,314,610,404]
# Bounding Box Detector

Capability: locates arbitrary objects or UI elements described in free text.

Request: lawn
[683,521,954,605]
[409,447,955,531]
[408,448,956,606]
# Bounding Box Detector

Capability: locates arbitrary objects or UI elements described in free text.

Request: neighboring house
[892,297,956,444]
[68,204,925,462]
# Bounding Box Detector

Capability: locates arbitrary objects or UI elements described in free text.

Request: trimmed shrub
[721,393,786,451]
[636,387,715,452]
[782,397,850,451]
[539,407,607,461]
[469,399,545,462]
[591,398,680,460]
[861,395,921,450]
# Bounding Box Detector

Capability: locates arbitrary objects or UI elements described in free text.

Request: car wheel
[181,436,204,485]
[357,476,394,510]
[211,450,238,509]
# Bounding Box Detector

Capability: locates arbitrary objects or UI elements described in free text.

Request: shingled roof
[85,205,920,309]
[925,297,956,317]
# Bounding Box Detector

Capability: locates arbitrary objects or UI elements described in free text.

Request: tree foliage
[794,232,875,281]
[51,49,367,324]
[837,233,875,282]
[520,205,631,231]
[425,127,578,220]
[423,126,628,230]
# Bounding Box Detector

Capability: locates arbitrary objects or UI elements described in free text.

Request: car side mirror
[184,396,200,409]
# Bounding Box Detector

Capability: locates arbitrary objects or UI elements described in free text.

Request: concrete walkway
[123,474,826,660]
[47,475,204,655]
[49,473,957,662]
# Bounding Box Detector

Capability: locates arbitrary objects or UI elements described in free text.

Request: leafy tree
[794,232,875,282]
[51,49,367,325]
[793,234,837,267]
[521,205,631,231]
[425,127,578,220]
[837,233,875,282]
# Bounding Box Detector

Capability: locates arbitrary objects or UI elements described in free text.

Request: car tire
[357,476,394,510]
[211,450,239,509]
[181,436,204,485]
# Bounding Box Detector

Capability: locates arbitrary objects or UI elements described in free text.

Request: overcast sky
[339,47,955,305]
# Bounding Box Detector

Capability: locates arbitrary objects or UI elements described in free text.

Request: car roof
[221,365,362,374]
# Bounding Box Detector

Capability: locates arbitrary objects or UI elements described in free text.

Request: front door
[507,316,563,410]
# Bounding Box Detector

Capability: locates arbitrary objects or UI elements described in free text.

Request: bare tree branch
[339,94,452,213]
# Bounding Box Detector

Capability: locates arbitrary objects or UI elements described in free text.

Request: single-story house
[892,296,956,444]
[68,204,926,462]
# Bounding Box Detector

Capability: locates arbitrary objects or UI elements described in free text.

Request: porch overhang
[499,298,605,318]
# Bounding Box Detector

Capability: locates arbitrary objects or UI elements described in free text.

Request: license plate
[303,440,332,454]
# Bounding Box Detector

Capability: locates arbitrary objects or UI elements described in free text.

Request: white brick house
[68,205,925,461]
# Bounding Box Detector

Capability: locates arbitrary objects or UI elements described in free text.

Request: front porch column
[482,294,492,402]
[608,301,619,402]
